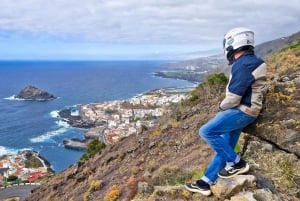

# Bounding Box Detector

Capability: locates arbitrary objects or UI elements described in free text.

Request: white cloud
[0,0,299,59]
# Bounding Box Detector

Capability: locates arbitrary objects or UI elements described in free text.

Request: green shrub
[84,180,103,201]
[203,73,228,87]
[154,165,193,186]
[25,157,42,168]
[80,139,106,161]
[182,73,228,106]
[288,40,300,50]
[188,170,204,181]
[7,175,18,182]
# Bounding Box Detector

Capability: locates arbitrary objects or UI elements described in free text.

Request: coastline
[0,60,196,173]
[58,108,97,129]
[58,86,194,149]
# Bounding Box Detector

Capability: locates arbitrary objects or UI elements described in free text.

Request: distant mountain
[170,48,221,60]
[157,30,300,82]
[255,31,300,59]
[159,54,227,82]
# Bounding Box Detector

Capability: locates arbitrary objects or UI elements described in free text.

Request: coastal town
[79,87,192,144]
[0,86,193,185]
[0,150,52,186]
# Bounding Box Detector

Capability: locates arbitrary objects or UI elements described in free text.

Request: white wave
[19,147,34,152]
[4,95,22,101]
[0,146,18,157]
[4,95,58,101]
[30,127,69,143]
[50,110,60,118]
[55,120,70,128]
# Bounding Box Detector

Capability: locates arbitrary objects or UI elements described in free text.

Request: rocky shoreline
[58,108,96,129]
[59,108,107,150]
[59,108,97,150]
[29,150,55,174]
[154,71,205,83]
[62,127,107,150]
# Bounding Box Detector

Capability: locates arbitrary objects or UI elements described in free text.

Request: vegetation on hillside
[267,40,300,77]
[80,139,106,162]
[181,73,228,106]
[25,157,42,168]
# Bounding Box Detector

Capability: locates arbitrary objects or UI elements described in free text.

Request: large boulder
[210,175,256,199]
[241,134,300,197]
[16,85,56,100]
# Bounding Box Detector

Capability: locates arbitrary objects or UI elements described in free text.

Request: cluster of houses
[80,89,189,143]
[0,151,49,186]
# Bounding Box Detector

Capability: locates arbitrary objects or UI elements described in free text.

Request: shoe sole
[218,163,250,179]
[184,185,211,196]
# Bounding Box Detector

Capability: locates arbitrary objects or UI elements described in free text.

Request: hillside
[255,31,300,59]
[25,41,300,201]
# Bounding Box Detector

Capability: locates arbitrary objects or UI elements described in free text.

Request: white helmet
[223,27,254,62]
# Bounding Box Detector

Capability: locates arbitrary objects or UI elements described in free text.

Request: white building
[70,109,80,116]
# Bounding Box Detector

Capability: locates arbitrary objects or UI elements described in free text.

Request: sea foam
[29,111,71,143]
[4,95,59,101]
[29,127,69,143]
[56,120,70,128]
[0,146,18,157]
[4,95,22,101]
[50,110,60,118]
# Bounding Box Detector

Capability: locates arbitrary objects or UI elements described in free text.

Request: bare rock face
[244,56,300,158]
[16,86,56,100]
[241,134,300,197]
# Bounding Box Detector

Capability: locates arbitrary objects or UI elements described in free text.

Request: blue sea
[0,61,192,172]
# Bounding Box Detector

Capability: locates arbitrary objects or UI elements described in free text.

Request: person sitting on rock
[185,27,267,196]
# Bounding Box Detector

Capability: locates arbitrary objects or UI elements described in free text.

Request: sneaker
[218,159,250,178]
[184,179,211,196]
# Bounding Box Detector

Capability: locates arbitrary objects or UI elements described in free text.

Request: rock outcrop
[244,47,300,158]
[16,85,56,100]
[59,109,101,150]
[58,108,96,129]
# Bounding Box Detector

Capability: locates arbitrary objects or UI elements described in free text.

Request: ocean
[0,61,193,172]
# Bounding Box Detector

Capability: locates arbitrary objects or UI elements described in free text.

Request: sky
[0,0,299,60]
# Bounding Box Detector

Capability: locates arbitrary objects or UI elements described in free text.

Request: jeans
[199,108,256,184]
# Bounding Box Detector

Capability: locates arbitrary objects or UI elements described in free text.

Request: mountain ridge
[255,30,300,59]
[156,31,300,83]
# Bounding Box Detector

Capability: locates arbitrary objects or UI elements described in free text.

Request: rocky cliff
[25,42,300,201]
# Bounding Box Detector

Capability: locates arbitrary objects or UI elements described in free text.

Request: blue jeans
[199,108,256,184]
